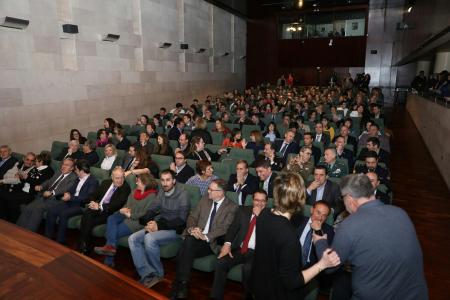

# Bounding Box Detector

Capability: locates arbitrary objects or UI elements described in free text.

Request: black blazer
[0,157,18,179]
[175,164,195,184]
[67,175,99,206]
[186,149,220,162]
[274,140,300,162]
[306,180,342,217]
[116,137,131,151]
[315,133,330,147]
[91,180,131,216]
[357,148,390,168]
[291,214,335,268]
[251,155,284,171]
[375,189,390,205]
[190,128,212,145]
[310,145,322,165]
[227,173,259,205]
[258,173,276,198]
[337,148,354,171]
[225,206,253,250]
[168,127,182,141]
[82,151,99,166]
[56,148,83,161]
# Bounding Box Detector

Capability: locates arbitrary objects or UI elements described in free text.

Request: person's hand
[307,180,320,192]
[310,220,322,231]
[236,174,245,185]
[120,207,130,215]
[312,232,327,244]
[241,138,247,148]
[88,201,100,210]
[146,220,158,232]
[19,171,28,180]
[218,243,233,259]
[35,185,42,192]
[169,162,176,171]
[62,192,71,202]
[43,191,52,198]
[318,248,341,269]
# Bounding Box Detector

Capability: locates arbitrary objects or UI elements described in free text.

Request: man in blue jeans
[128,170,190,288]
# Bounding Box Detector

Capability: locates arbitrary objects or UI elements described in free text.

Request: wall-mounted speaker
[180,43,189,50]
[102,33,120,42]
[62,24,79,34]
[0,16,29,29]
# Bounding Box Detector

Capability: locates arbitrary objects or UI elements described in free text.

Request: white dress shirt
[101,155,116,171]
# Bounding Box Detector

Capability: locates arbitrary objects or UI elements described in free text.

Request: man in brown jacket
[171,179,237,299]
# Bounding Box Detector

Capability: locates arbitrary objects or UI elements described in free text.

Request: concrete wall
[406,94,450,189]
[0,0,246,153]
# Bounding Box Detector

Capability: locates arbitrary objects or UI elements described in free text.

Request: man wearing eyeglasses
[176,133,190,157]
[171,179,237,299]
[170,150,194,184]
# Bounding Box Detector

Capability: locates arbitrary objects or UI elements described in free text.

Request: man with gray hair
[57,140,83,161]
[314,174,428,300]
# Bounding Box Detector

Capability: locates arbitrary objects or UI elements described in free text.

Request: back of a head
[340,174,374,200]
[273,172,305,215]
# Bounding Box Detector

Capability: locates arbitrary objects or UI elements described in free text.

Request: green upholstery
[51,160,62,172]
[225,191,240,205]
[328,177,341,185]
[129,125,145,136]
[248,167,256,177]
[303,204,334,226]
[205,144,222,154]
[12,152,25,162]
[160,237,182,258]
[90,167,110,183]
[152,154,173,172]
[126,135,138,145]
[50,141,68,160]
[169,140,179,152]
[211,161,230,181]
[92,224,106,238]
[95,147,105,167]
[229,148,255,165]
[67,215,82,229]
[87,131,97,142]
[211,132,225,146]
[117,235,129,248]
[186,159,197,170]
[179,184,202,209]
[242,125,261,140]
[126,173,137,190]
[206,122,215,131]
[122,124,131,135]
[227,264,243,282]
[193,254,217,272]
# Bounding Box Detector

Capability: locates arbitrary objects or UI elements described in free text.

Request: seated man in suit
[357,137,390,168]
[233,107,253,129]
[127,169,190,288]
[171,179,238,299]
[170,150,195,184]
[78,166,131,254]
[354,151,390,186]
[251,113,266,131]
[0,145,18,181]
[322,148,348,178]
[334,136,354,171]
[16,158,77,232]
[275,130,300,163]
[135,132,154,155]
[56,140,83,161]
[176,133,190,157]
[333,125,357,154]
[303,133,322,165]
[254,159,276,198]
[227,160,259,206]
[44,159,98,244]
[314,122,331,147]
[366,172,390,204]
[122,145,136,172]
[358,123,390,153]
[251,142,283,171]
[211,189,268,300]
[81,140,100,166]
[168,117,185,141]
[114,128,131,151]
[306,166,342,217]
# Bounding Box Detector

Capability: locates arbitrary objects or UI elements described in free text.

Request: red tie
[241,215,256,254]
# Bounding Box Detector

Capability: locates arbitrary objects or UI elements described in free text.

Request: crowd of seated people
[0,78,395,299]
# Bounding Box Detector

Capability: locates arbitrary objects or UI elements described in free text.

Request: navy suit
[168,127,182,141]
[275,140,300,163]
[258,173,276,198]
[227,173,259,205]
[306,180,343,217]
[45,174,99,243]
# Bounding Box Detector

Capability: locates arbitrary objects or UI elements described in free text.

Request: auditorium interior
[0,0,449,299]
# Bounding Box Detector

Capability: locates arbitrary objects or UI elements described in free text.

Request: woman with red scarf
[94,173,158,267]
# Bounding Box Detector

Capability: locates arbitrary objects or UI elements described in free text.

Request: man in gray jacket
[16,158,77,232]
[314,174,428,300]
[128,169,190,288]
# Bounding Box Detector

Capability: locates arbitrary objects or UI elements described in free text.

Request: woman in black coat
[250,172,340,300]
[189,117,213,145]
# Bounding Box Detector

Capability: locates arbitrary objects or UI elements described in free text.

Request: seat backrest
[211,132,225,146]
[51,159,62,173]
[211,161,230,181]
[179,183,202,210]
[87,131,97,142]
[152,154,173,172]
[229,148,255,165]
[126,135,138,145]
[12,152,25,162]
[125,173,137,190]
[90,166,110,183]
[51,141,68,160]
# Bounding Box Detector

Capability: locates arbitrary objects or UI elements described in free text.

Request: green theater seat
[193,254,217,272]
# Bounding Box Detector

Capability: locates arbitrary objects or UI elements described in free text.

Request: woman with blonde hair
[100,144,120,171]
[251,172,340,300]
[190,117,213,144]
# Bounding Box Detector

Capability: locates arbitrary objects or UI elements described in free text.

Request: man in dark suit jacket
[170,150,195,184]
[168,117,185,141]
[254,159,276,198]
[334,126,357,154]
[81,140,100,166]
[357,137,390,168]
[171,179,238,299]
[306,166,342,217]
[227,160,259,206]
[354,151,390,187]
[115,128,131,151]
[251,142,283,171]
[303,133,322,165]
[135,132,154,155]
[56,140,83,161]
[0,145,18,180]
[275,130,300,163]
[121,145,137,172]
[367,172,390,204]
[78,166,131,253]
[45,159,99,244]
[314,123,330,147]
[211,190,268,299]
[16,158,77,232]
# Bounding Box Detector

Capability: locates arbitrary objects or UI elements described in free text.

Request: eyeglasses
[175,157,184,160]
[208,188,222,192]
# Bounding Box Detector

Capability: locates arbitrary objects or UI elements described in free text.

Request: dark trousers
[45,202,83,243]
[330,268,352,300]
[1,191,34,223]
[175,235,214,282]
[211,249,254,300]
[79,208,108,248]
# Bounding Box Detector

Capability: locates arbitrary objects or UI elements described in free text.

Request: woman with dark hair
[146,123,158,139]
[4,151,54,222]
[70,129,87,145]
[94,173,158,267]
[185,160,218,196]
[263,122,281,142]
[96,129,110,147]
[186,137,223,161]
[251,172,340,300]
[104,118,116,136]
[222,128,244,149]
[124,148,159,179]
[321,117,335,141]
[242,130,265,158]
[154,134,173,156]
[138,115,150,126]
[212,119,231,137]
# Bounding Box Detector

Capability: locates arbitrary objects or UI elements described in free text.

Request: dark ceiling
[204,0,369,18]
